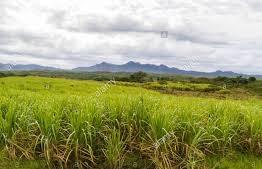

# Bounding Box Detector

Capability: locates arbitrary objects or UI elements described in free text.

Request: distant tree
[148,77,154,82]
[235,76,248,85]
[248,77,256,82]
[239,78,248,84]
[130,71,148,83]
[214,76,229,82]
[190,77,211,84]
[0,72,5,78]
[114,77,126,82]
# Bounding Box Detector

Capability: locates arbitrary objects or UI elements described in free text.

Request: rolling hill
[73,61,250,77]
[1,61,261,78]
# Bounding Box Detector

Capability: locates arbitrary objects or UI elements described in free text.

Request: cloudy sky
[0,0,262,74]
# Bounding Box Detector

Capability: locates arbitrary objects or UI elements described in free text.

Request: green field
[0,76,261,168]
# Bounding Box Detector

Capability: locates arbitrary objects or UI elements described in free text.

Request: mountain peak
[126,61,140,65]
[159,64,168,68]
[99,62,110,65]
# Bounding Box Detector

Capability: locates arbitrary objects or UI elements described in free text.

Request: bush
[0,72,6,78]
[248,77,256,82]
[130,71,148,83]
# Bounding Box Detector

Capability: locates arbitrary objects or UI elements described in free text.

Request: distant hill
[73,61,255,78]
[0,63,60,71]
[1,61,261,78]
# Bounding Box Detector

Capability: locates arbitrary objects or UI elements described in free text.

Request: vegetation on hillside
[0,71,261,98]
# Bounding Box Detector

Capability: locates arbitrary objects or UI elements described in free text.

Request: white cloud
[0,0,261,74]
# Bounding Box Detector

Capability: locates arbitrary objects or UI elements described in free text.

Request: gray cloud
[244,0,262,11]
[51,12,230,46]
[0,0,261,74]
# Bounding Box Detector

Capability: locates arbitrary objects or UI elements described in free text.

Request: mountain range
[0,63,59,71]
[0,61,261,78]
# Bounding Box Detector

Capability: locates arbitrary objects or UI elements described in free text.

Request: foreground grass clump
[0,76,261,168]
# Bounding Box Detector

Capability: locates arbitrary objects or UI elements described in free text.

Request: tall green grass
[0,77,261,168]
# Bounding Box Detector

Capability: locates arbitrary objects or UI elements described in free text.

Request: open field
[117,81,260,100]
[1,71,261,99]
[0,76,261,168]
